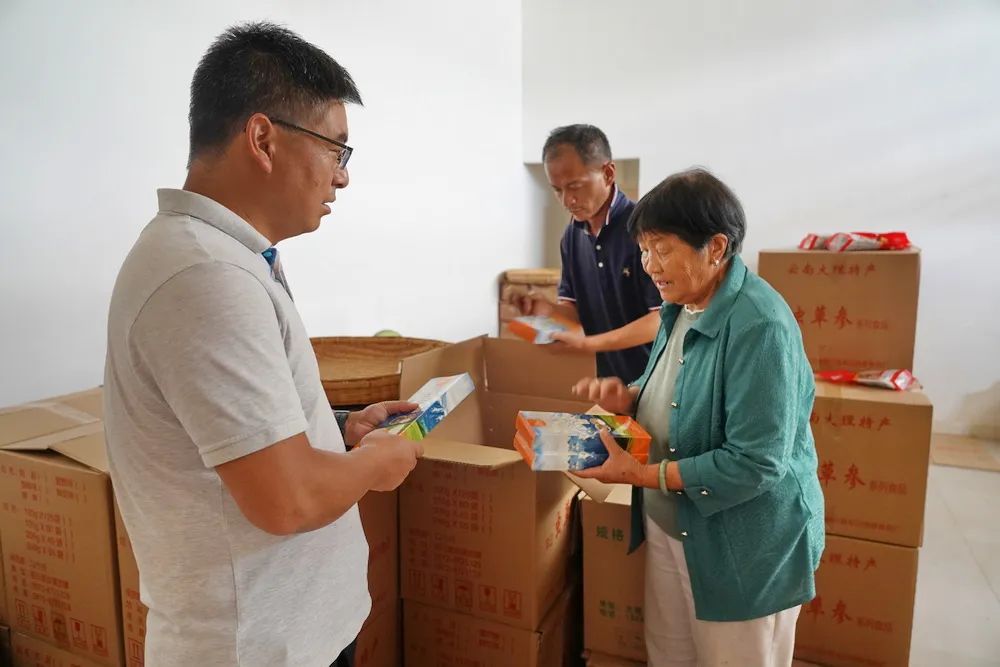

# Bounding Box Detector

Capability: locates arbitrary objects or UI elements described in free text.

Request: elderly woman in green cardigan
[574,168,824,667]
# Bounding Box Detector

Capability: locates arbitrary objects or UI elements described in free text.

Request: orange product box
[514,412,650,471]
[506,315,579,344]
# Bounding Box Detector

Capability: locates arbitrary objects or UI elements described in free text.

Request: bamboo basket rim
[310,336,448,405]
[503,268,561,285]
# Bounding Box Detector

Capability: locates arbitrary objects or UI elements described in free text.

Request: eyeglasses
[271,118,353,169]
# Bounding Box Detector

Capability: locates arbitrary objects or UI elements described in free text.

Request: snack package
[379,373,475,440]
[513,411,651,471]
[797,231,911,252]
[798,234,832,250]
[507,315,576,344]
[815,369,917,391]
[825,232,911,252]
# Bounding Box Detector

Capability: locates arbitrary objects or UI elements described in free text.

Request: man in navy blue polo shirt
[511,125,661,383]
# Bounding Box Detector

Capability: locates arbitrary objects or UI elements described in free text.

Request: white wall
[3,1,997,435]
[0,0,535,405]
[523,0,1000,436]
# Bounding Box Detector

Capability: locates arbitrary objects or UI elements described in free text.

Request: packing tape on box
[0,401,104,451]
[0,400,100,423]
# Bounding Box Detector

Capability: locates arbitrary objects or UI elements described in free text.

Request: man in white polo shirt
[103,23,422,667]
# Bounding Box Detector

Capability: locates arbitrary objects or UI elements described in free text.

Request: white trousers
[644,516,801,667]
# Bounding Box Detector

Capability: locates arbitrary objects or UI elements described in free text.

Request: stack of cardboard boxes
[0,335,600,667]
[0,248,929,667]
[570,248,929,667]
[396,336,594,666]
[759,247,930,667]
[0,387,134,667]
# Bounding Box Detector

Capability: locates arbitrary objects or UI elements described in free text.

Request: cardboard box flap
[0,400,101,449]
[570,476,616,503]
[483,391,595,449]
[420,438,522,469]
[814,381,931,407]
[400,336,486,399]
[52,387,104,419]
[484,337,594,399]
[50,431,111,472]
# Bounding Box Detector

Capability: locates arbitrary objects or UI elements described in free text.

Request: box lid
[0,389,109,472]
[420,439,523,470]
[759,247,921,258]
[580,482,630,506]
[400,336,486,398]
[483,337,593,399]
[814,380,932,407]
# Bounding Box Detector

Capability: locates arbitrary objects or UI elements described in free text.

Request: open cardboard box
[399,336,613,630]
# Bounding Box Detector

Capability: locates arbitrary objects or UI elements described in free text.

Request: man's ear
[245,113,277,175]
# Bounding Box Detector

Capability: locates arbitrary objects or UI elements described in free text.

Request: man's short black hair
[188,21,362,164]
[627,168,746,259]
[542,124,612,167]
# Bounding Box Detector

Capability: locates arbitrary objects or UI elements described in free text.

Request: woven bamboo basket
[310,336,447,408]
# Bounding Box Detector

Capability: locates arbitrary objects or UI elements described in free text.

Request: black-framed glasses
[271,118,353,169]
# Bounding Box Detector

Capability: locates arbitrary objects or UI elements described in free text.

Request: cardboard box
[812,382,933,547]
[586,651,645,667]
[403,587,572,667]
[0,624,11,666]
[353,603,399,667]
[581,485,646,662]
[399,336,594,630]
[498,269,561,339]
[357,490,399,622]
[0,540,8,626]
[11,632,104,667]
[757,248,920,372]
[114,506,145,667]
[0,389,122,667]
[795,534,919,667]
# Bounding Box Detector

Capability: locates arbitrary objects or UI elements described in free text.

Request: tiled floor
[795,463,1000,666]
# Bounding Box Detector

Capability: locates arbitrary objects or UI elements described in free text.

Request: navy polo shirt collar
[571,185,626,235]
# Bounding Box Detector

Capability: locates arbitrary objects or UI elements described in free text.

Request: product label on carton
[582,488,646,662]
[810,385,932,547]
[757,249,920,373]
[12,630,106,667]
[0,454,120,667]
[404,591,571,667]
[115,506,147,667]
[795,535,918,667]
[401,458,575,630]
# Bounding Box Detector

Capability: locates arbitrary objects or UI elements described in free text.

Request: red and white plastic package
[798,234,832,250]
[815,369,917,391]
[798,231,911,252]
